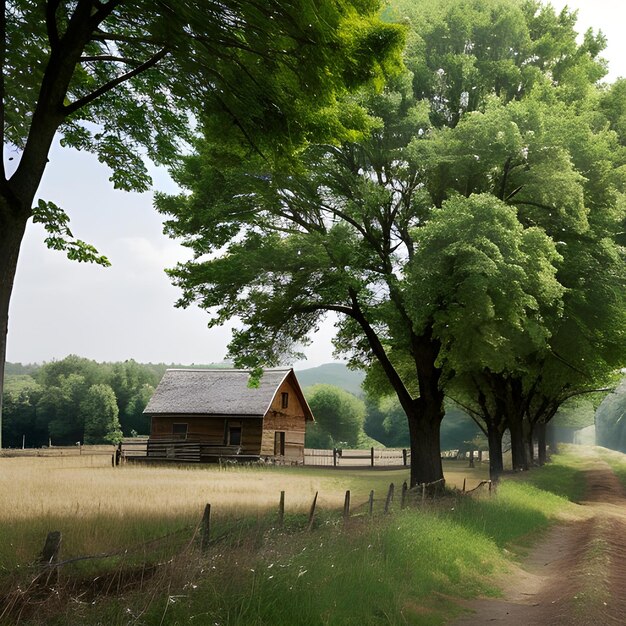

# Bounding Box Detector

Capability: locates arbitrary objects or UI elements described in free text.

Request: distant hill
[295,363,365,397]
[5,359,365,397]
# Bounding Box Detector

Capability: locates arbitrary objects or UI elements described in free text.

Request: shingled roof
[143,368,312,418]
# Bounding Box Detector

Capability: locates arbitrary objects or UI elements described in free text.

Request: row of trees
[2,356,162,447]
[158,0,626,484]
[304,383,482,450]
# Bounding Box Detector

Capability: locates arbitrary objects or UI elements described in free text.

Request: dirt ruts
[452,448,626,626]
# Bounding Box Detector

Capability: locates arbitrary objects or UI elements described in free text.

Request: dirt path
[452,449,626,625]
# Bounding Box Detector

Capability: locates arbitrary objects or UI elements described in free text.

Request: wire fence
[0,473,495,622]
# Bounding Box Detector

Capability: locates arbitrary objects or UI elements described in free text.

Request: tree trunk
[536,421,547,465]
[525,418,534,466]
[508,416,528,471]
[487,425,504,480]
[0,202,29,449]
[546,420,558,455]
[408,412,444,488]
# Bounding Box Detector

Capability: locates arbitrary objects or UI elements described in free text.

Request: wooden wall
[260,376,308,461]
[150,415,263,455]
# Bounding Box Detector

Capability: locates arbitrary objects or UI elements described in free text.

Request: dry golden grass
[0,454,488,568]
[1,453,488,520]
[1,455,345,520]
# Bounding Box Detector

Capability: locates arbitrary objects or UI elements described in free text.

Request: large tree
[158,0,618,486]
[304,384,366,447]
[0,0,404,446]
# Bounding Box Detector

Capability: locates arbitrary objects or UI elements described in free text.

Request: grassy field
[0,452,584,625]
[0,454,489,566]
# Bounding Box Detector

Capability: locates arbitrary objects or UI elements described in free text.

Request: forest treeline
[2,356,166,447]
[3,356,486,449]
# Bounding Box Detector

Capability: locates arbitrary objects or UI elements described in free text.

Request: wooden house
[143,368,314,463]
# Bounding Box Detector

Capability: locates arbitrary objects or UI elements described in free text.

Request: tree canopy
[158,0,626,484]
[2,356,164,446]
[0,0,404,447]
[303,384,366,448]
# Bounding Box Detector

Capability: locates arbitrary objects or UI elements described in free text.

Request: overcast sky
[6,1,626,367]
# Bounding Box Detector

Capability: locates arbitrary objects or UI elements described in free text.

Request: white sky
[6,1,625,367]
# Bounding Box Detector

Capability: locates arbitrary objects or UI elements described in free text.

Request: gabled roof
[143,368,313,420]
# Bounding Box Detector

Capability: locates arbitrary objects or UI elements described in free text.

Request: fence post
[401,481,408,509]
[307,491,318,531]
[39,530,62,586]
[368,490,374,516]
[462,478,466,493]
[370,447,374,467]
[343,490,351,522]
[40,531,62,564]
[402,448,407,466]
[421,482,426,504]
[111,454,115,467]
[201,504,211,553]
[278,491,285,527]
[333,448,337,467]
[384,483,395,514]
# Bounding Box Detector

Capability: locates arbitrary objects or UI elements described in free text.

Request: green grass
[595,447,626,489]
[511,452,588,503]
[3,453,585,625]
[77,511,507,626]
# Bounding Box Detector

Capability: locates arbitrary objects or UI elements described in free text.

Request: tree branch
[92,31,162,45]
[508,199,555,212]
[90,0,124,24]
[347,288,416,416]
[63,48,168,116]
[46,0,61,50]
[79,55,141,66]
[498,156,512,201]
[0,0,5,183]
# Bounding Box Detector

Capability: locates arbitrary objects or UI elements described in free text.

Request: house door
[274,431,285,456]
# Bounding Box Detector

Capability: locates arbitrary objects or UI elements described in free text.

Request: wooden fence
[28,475,493,570]
[304,447,409,467]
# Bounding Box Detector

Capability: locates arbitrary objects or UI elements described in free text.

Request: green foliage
[596,378,626,453]
[1,376,44,447]
[157,0,625,484]
[552,399,597,430]
[408,193,563,376]
[364,394,481,449]
[2,356,165,446]
[6,0,405,185]
[304,384,366,447]
[40,454,584,625]
[81,384,122,444]
[304,421,334,449]
[32,200,111,266]
[38,372,89,443]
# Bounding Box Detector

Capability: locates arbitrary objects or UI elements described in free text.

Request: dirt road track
[452,450,626,625]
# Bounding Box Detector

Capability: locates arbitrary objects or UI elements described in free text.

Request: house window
[281,392,289,409]
[226,422,241,446]
[274,431,285,456]
[172,423,188,439]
